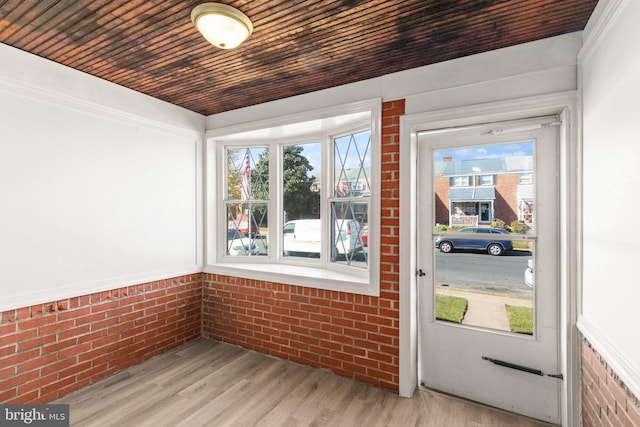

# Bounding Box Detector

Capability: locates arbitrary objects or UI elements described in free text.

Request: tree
[283,145,319,220]
[252,145,319,222]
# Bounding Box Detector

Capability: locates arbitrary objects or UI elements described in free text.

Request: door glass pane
[433,142,535,334]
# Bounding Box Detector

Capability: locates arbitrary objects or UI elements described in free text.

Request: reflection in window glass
[433,142,535,334]
[330,130,371,268]
[282,143,321,259]
[225,147,268,257]
[334,131,371,197]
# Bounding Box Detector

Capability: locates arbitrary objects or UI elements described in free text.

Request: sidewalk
[436,287,532,331]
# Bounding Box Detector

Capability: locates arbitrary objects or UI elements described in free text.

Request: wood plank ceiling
[0,0,598,116]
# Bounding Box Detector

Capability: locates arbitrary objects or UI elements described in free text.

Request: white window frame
[204,99,381,296]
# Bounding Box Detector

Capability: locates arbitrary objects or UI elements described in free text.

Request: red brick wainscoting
[0,274,202,403]
[582,338,640,426]
[202,99,404,392]
[201,275,400,390]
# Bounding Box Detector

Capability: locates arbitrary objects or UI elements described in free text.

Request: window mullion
[321,131,331,268]
[273,141,283,261]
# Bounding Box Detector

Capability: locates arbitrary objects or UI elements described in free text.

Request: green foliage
[435,224,448,232]
[490,219,510,230]
[252,145,319,222]
[227,150,242,200]
[436,295,468,323]
[250,150,269,200]
[505,305,533,335]
[283,146,319,220]
[510,220,529,234]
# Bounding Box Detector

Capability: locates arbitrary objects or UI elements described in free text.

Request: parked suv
[435,227,513,256]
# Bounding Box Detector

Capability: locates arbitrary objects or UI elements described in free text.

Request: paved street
[434,250,533,296]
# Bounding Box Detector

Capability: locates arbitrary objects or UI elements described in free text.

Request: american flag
[241,151,250,201]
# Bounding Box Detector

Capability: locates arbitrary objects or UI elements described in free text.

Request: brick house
[434,156,533,228]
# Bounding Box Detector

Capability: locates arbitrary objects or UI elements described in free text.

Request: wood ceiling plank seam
[60,0,176,70]
[247,0,345,26]
[0,0,40,39]
[18,2,106,53]
[28,0,144,64]
[82,21,198,79]
[155,11,586,101]
[74,13,195,73]
[456,4,595,40]
[0,1,64,45]
[84,23,219,80]
[92,0,324,74]
[134,2,424,89]
[139,5,534,99]
[160,15,584,113]
[66,7,184,72]
[103,10,400,87]
[193,0,510,75]
[241,0,596,76]
[12,0,548,91]
[137,29,532,108]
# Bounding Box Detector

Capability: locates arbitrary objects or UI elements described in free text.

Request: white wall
[0,44,205,311]
[578,0,640,397]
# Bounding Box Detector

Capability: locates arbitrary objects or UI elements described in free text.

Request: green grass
[512,240,532,250]
[436,295,468,323]
[505,305,533,335]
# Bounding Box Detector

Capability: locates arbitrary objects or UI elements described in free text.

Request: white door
[418,116,562,423]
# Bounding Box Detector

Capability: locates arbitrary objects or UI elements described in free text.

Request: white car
[525,259,534,287]
[283,219,363,256]
[227,229,260,256]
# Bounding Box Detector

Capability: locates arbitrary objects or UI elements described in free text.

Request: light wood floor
[55,338,555,427]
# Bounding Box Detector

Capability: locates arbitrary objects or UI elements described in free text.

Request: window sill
[203,262,379,296]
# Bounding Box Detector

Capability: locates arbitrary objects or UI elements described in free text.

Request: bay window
[205,100,380,295]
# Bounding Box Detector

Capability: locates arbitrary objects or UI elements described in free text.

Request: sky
[298,130,371,177]
[434,141,533,162]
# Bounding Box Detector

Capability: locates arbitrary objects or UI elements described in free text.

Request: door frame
[398,92,580,426]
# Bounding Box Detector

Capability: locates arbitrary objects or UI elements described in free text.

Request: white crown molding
[0,74,203,139]
[579,0,629,65]
[577,315,640,400]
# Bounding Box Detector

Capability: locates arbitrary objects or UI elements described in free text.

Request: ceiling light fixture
[191,3,253,49]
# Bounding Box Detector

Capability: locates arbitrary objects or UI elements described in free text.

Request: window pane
[282,143,321,259]
[227,147,268,201]
[330,201,368,268]
[433,142,535,334]
[226,147,268,257]
[226,202,267,256]
[282,143,321,223]
[334,130,371,198]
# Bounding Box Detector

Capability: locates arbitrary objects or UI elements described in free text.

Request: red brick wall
[493,173,519,224]
[582,338,640,426]
[0,274,202,404]
[434,176,450,225]
[201,99,404,391]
